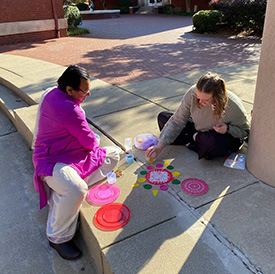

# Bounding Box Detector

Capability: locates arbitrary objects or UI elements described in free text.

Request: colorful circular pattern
[93,203,131,231]
[181,178,209,195]
[145,169,174,185]
[87,184,120,205]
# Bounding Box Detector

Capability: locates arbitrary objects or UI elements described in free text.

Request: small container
[107,172,117,184]
[125,137,133,153]
[126,153,134,164]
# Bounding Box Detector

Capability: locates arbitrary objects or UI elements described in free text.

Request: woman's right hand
[146,143,165,160]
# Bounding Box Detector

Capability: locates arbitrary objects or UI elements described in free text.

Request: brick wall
[0,0,67,44]
[92,0,121,10]
[92,0,210,11]
[171,0,211,12]
[0,29,67,45]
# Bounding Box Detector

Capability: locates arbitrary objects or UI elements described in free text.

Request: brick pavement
[0,14,262,86]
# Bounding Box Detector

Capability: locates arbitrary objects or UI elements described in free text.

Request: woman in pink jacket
[33,65,119,260]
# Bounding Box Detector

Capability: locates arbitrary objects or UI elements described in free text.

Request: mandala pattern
[145,169,174,185]
[132,160,181,196]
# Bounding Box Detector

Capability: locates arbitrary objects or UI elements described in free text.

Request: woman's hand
[146,143,165,160]
[213,123,228,134]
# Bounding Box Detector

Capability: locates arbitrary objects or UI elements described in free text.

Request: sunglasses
[78,88,90,95]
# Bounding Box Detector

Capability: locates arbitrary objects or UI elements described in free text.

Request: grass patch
[67,27,90,36]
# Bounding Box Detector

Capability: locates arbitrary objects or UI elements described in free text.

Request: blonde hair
[195,72,228,120]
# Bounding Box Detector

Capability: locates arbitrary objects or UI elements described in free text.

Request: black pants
[158,111,243,160]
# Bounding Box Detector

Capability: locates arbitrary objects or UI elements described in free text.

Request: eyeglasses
[78,88,90,96]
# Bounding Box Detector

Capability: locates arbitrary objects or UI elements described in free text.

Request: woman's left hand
[213,123,228,134]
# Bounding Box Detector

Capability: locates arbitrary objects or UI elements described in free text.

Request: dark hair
[195,72,228,120]
[58,65,90,92]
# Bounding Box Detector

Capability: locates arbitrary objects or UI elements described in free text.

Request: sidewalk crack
[101,216,177,250]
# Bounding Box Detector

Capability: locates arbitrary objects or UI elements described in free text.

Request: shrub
[63,5,82,27]
[210,0,267,34]
[67,27,90,36]
[193,10,222,33]
[76,2,89,11]
[162,4,175,14]
[115,0,132,14]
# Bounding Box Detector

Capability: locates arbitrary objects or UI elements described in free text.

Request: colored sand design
[181,178,209,195]
[134,162,181,196]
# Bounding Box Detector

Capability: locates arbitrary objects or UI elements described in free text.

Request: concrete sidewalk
[1,53,275,274]
[0,15,261,86]
[0,14,274,274]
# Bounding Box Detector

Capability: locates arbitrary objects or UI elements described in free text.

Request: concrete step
[0,84,36,148]
[14,104,38,149]
[0,84,29,122]
[135,6,154,14]
[0,69,37,105]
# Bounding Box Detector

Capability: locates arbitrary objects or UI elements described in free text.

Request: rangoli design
[132,160,182,196]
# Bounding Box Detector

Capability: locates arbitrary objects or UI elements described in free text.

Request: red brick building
[0,0,67,44]
[92,0,210,12]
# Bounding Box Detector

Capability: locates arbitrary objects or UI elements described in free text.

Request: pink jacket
[32,87,106,209]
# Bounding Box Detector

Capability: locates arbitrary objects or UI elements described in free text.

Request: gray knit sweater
[159,86,250,146]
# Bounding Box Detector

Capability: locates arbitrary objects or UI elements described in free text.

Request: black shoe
[187,142,197,152]
[49,240,82,260]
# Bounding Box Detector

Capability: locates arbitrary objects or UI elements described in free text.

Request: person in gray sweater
[146,72,250,160]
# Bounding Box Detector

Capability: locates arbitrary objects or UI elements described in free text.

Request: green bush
[193,10,222,33]
[115,0,132,14]
[162,4,175,14]
[67,26,90,36]
[76,2,89,11]
[64,5,82,27]
[210,0,267,35]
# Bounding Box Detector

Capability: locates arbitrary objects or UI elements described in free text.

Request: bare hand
[146,143,165,160]
[213,123,228,134]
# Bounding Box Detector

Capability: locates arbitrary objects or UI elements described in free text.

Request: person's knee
[157,111,172,131]
[196,131,216,149]
[72,182,88,201]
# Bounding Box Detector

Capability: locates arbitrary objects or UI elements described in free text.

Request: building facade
[92,0,210,12]
[0,0,67,44]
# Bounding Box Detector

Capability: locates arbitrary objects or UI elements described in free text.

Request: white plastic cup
[125,137,133,153]
[126,153,134,164]
[107,172,116,184]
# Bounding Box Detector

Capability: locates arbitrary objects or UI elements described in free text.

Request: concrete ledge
[0,71,37,106]
[80,10,120,20]
[14,105,38,149]
[0,19,67,36]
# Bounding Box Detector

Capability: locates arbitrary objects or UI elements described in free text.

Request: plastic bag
[223,153,246,170]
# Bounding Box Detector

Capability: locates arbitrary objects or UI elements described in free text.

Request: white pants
[44,147,120,244]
